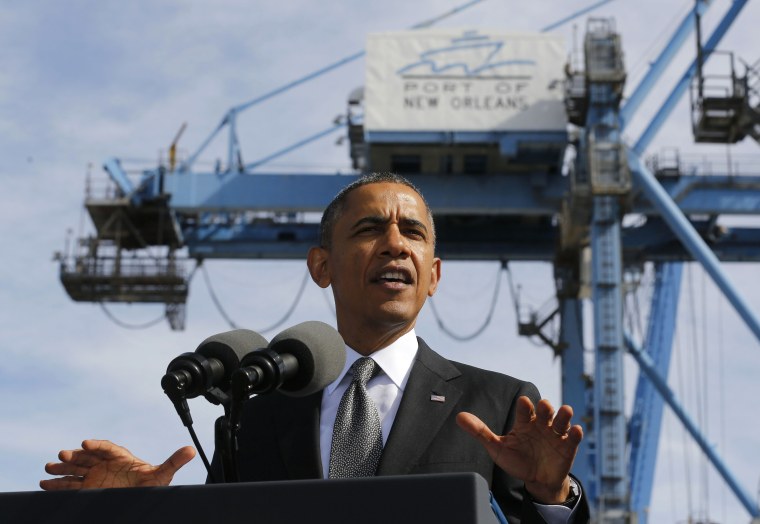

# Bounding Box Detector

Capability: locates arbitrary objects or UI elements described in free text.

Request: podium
[1,473,499,524]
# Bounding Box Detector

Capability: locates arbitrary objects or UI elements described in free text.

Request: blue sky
[1,1,759,522]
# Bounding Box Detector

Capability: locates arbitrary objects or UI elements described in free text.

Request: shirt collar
[325,329,419,396]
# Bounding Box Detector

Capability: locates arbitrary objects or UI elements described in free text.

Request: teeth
[379,270,408,282]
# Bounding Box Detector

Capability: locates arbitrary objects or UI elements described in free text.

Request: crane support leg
[625,333,760,519]
[591,195,628,521]
[559,297,593,496]
[627,262,682,523]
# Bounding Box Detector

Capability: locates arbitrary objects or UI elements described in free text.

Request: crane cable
[626,0,694,87]
[98,263,199,330]
[699,267,711,521]
[428,262,504,342]
[685,264,710,521]
[99,302,166,330]
[201,263,311,334]
[255,269,311,334]
[623,266,652,346]
[503,261,550,348]
[674,325,695,520]
[716,281,728,522]
[201,263,240,328]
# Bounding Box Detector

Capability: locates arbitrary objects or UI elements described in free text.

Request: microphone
[231,321,346,400]
[161,329,269,425]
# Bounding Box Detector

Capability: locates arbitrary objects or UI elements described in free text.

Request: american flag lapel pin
[430,392,446,403]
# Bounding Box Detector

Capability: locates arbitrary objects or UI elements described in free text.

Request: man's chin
[372,304,419,327]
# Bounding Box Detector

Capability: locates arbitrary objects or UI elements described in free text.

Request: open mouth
[371,268,413,285]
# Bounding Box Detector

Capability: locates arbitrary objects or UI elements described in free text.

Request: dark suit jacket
[212,338,589,524]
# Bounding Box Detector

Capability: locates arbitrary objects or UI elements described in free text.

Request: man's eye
[406,229,425,239]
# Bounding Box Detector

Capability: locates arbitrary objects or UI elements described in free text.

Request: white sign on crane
[364,29,567,132]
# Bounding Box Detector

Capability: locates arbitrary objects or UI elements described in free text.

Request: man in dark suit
[226,339,584,523]
[42,173,587,523]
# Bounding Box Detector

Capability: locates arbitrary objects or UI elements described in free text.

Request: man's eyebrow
[399,217,428,233]
[350,216,428,233]
[350,216,388,230]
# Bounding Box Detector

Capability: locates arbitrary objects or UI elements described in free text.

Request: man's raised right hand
[40,439,196,490]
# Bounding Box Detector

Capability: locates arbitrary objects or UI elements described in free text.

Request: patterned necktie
[328,357,383,478]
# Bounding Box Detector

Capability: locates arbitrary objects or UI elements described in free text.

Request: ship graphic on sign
[396,30,536,79]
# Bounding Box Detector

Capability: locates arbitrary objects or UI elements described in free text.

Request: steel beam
[629,153,760,343]
[620,0,713,128]
[157,168,760,216]
[633,0,749,155]
[103,158,135,198]
[628,262,682,523]
[625,333,760,519]
[633,175,760,215]
[161,172,567,215]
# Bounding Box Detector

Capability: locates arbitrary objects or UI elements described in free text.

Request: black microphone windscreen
[196,329,269,383]
[268,321,346,397]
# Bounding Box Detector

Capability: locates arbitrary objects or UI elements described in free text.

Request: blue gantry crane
[56,1,760,521]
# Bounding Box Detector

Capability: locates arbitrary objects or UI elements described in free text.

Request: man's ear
[307,246,331,289]
[427,257,442,297]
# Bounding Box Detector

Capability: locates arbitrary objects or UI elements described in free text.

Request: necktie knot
[351,357,377,386]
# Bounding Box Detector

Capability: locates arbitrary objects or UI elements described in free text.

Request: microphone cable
[186,422,216,484]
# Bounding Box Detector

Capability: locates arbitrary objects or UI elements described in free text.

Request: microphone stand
[225,369,257,484]
[225,350,287,483]
[203,387,238,484]
[214,414,238,483]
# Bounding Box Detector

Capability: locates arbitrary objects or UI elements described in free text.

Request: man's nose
[380,226,410,257]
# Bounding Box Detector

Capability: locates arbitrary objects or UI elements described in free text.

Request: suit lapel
[274,392,323,479]
[376,339,463,475]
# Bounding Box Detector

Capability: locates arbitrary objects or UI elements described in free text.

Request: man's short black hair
[318,173,435,249]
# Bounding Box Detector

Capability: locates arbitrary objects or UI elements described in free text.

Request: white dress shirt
[319,329,418,477]
[318,328,580,523]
